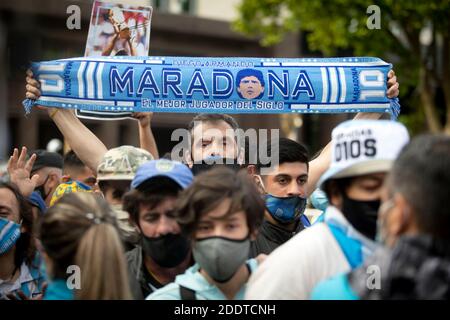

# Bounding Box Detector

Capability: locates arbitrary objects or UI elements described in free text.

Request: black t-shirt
[141,262,164,296]
[126,246,194,299]
[249,219,305,257]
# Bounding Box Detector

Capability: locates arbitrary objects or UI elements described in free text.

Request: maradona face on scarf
[237,76,265,100]
[236,69,265,100]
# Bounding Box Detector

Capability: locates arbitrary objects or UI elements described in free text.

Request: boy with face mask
[248,138,311,257]
[123,159,194,299]
[312,134,450,300]
[245,120,409,300]
[146,167,265,300]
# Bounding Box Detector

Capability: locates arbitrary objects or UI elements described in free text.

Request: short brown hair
[175,167,264,237]
[187,113,243,151]
[187,113,240,133]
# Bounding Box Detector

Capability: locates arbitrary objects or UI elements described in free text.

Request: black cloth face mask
[141,233,190,268]
[341,194,381,240]
[191,158,241,176]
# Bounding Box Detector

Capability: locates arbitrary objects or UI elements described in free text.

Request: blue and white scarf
[324,206,379,268]
[23,56,400,118]
[0,217,21,255]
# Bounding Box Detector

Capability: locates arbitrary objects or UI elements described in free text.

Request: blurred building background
[0,0,349,162]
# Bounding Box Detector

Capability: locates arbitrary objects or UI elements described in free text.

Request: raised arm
[127,37,137,57]
[25,70,108,173]
[132,112,159,159]
[305,70,399,196]
[102,33,119,56]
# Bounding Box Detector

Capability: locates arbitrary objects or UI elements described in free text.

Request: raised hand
[387,69,399,98]
[132,112,153,128]
[7,147,40,197]
[25,69,57,114]
[25,69,41,100]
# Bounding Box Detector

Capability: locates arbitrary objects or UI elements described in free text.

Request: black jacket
[348,235,450,299]
[126,246,163,300]
[249,219,305,258]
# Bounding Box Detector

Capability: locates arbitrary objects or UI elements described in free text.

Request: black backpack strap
[179,285,196,300]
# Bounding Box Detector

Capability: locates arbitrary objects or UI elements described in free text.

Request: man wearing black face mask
[123,159,194,300]
[184,114,245,175]
[30,149,63,207]
[312,134,450,300]
[190,156,243,176]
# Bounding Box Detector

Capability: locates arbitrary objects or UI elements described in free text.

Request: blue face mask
[310,189,329,212]
[0,217,21,255]
[255,175,307,224]
[265,194,307,224]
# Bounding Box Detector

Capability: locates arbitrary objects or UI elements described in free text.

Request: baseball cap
[131,159,194,190]
[30,150,63,174]
[318,120,410,189]
[97,146,154,181]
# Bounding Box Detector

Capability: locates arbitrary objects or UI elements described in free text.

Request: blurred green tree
[233,0,450,134]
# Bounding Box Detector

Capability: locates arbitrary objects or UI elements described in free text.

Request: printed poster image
[77,0,152,120]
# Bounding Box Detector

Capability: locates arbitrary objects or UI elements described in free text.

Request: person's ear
[129,217,141,234]
[389,193,416,238]
[184,150,193,168]
[330,192,343,210]
[48,173,60,189]
[253,173,266,195]
[328,182,343,209]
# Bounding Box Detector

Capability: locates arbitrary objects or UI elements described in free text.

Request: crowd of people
[0,69,448,300]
